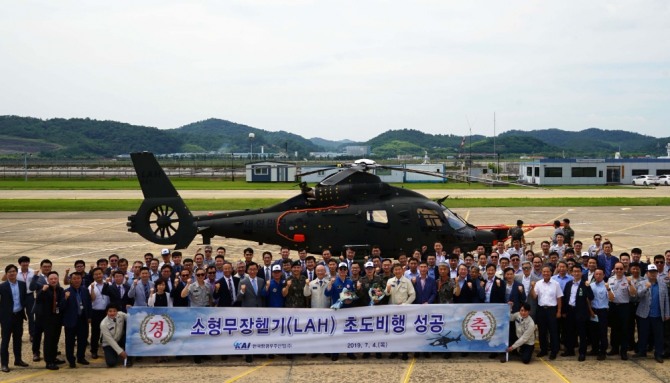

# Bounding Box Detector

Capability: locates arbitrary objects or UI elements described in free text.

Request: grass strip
[0,197,668,212]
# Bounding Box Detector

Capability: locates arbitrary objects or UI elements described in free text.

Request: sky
[1,1,669,141]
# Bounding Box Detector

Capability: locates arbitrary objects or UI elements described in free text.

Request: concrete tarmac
[0,205,669,382]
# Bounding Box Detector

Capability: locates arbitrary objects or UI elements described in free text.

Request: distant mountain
[0,115,668,159]
[309,137,354,150]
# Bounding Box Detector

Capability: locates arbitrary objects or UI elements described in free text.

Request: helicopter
[127,152,523,258]
[428,331,462,349]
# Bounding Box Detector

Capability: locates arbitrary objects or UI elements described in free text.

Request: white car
[658,175,670,186]
[632,175,659,186]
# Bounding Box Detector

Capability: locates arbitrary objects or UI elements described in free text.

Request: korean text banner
[126,304,510,356]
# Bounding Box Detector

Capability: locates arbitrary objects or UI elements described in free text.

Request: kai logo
[234,341,250,350]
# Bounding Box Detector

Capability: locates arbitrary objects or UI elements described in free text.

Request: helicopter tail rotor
[126,152,197,249]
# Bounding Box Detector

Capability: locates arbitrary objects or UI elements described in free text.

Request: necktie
[266,267,270,281]
[52,287,57,313]
[251,279,257,294]
[319,280,323,287]
[119,285,124,297]
[396,278,400,285]
[227,278,234,301]
[144,283,150,303]
[309,271,313,280]
[76,289,82,315]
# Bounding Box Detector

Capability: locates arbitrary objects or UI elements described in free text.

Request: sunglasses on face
[655,261,664,265]
[207,272,215,274]
[196,273,205,277]
[522,267,531,270]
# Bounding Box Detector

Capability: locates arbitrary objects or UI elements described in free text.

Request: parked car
[632,175,660,186]
[658,175,670,186]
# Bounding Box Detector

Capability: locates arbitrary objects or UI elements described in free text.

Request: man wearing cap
[325,262,357,361]
[159,249,173,268]
[283,261,307,308]
[265,265,286,308]
[634,263,670,363]
[203,245,215,267]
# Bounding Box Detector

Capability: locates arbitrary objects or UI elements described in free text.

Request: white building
[518,158,670,185]
[245,161,297,182]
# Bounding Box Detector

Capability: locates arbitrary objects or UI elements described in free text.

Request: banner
[126,304,510,356]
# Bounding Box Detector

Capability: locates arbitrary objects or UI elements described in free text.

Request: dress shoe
[621,354,629,361]
[69,362,76,368]
[549,354,557,360]
[194,357,202,364]
[362,353,370,359]
[220,355,228,361]
[425,352,431,359]
[90,353,99,360]
[375,353,382,359]
[33,354,41,362]
[401,352,409,361]
[655,357,664,363]
[245,355,253,363]
[54,358,66,365]
[578,354,586,362]
[536,351,548,358]
[14,360,29,367]
[488,352,498,359]
[46,364,59,370]
[597,353,606,361]
[389,353,397,359]
[78,359,90,365]
[1,366,9,373]
[331,354,339,361]
[268,354,275,359]
[347,353,357,360]
[443,353,451,359]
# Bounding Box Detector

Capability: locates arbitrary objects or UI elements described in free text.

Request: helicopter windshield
[439,206,468,230]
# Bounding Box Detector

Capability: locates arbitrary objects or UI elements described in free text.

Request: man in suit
[171,269,191,307]
[128,267,154,307]
[634,264,670,363]
[35,271,65,370]
[413,261,436,304]
[62,272,92,368]
[29,259,52,362]
[0,264,28,372]
[105,271,133,312]
[214,262,240,307]
[562,265,594,361]
[235,262,265,363]
[483,264,506,304]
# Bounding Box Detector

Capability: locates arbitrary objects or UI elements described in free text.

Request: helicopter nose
[474,230,497,246]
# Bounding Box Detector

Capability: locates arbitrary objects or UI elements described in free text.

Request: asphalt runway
[1,205,670,382]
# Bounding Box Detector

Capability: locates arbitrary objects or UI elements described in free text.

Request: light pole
[248,132,255,160]
[24,153,31,182]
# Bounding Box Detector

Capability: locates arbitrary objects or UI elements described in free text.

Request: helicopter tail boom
[126,152,197,249]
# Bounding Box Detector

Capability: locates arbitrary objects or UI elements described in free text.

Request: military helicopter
[428,331,462,349]
[127,152,517,257]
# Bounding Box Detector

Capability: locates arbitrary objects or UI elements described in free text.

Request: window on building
[544,167,562,177]
[599,170,603,177]
[534,167,540,177]
[631,169,649,176]
[253,166,269,176]
[526,167,533,176]
[656,169,670,176]
[571,167,597,177]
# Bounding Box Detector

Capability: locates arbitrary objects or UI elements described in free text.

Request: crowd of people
[1,224,670,371]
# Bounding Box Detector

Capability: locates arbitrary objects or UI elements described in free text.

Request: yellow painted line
[463,210,470,221]
[603,216,670,236]
[0,370,52,383]
[539,357,570,383]
[401,356,416,383]
[224,360,273,383]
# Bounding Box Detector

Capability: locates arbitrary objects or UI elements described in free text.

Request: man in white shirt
[303,265,330,308]
[530,266,563,360]
[100,304,129,367]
